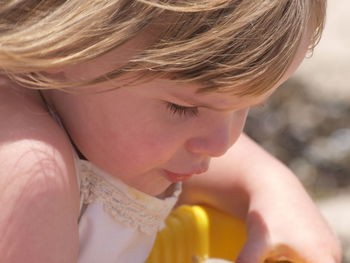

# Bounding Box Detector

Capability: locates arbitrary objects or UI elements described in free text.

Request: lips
[163,169,207,183]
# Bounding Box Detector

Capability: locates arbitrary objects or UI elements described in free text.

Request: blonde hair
[0,0,326,96]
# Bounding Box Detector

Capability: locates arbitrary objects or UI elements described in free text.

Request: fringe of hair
[0,0,327,96]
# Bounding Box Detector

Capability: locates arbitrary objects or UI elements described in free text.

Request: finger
[236,240,304,263]
[235,239,265,263]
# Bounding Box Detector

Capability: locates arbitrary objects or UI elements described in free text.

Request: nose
[185,109,248,157]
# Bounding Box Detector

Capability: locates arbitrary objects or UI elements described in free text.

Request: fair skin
[0,24,341,263]
[43,22,288,196]
[46,78,271,196]
[0,80,80,263]
[179,134,341,263]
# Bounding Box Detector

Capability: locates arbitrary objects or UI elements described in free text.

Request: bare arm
[179,133,309,219]
[179,133,342,263]
[0,82,80,263]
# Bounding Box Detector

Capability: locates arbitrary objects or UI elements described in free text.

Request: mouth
[163,169,206,183]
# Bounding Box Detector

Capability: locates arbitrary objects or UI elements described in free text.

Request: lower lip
[164,171,193,183]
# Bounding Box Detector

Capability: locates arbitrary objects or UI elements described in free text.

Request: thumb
[236,242,304,263]
[236,239,299,263]
[235,238,266,263]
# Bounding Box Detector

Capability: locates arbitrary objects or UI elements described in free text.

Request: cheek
[110,120,183,167]
[239,108,249,125]
[231,109,249,142]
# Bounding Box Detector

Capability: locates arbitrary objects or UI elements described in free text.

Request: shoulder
[0,76,75,164]
[0,79,80,262]
[0,77,78,194]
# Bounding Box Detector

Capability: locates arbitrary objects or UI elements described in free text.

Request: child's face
[49,78,264,195]
[47,27,311,196]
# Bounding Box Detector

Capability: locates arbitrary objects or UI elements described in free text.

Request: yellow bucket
[147,205,247,263]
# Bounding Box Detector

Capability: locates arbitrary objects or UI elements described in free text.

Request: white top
[75,159,182,263]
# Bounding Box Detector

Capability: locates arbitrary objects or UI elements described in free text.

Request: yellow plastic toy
[147,205,247,263]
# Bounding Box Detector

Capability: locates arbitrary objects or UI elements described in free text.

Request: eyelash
[166,103,199,118]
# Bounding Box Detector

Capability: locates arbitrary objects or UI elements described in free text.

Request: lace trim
[78,161,182,234]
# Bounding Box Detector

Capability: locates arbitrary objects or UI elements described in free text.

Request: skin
[46,78,272,196]
[0,22,341,263]
[179,133,341,263]
[43,22,301,196]
[0,79,80,263]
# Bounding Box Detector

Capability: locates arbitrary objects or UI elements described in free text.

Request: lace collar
[77,160,182,234]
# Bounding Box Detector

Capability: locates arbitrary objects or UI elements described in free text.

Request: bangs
[1,0,326,94]
[119,0,325,96]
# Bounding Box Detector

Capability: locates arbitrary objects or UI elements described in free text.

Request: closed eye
[165,102,199,118]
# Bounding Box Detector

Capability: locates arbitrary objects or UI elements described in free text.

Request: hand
[178,134,342,263]
[235,195,342,263]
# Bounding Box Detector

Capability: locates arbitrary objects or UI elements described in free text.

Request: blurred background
[244,1,350,262]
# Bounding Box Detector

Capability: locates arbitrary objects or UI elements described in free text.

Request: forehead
[136,27,312,110]
[131,78,274,111]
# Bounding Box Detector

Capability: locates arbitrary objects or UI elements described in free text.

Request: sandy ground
[294,1,350,261]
